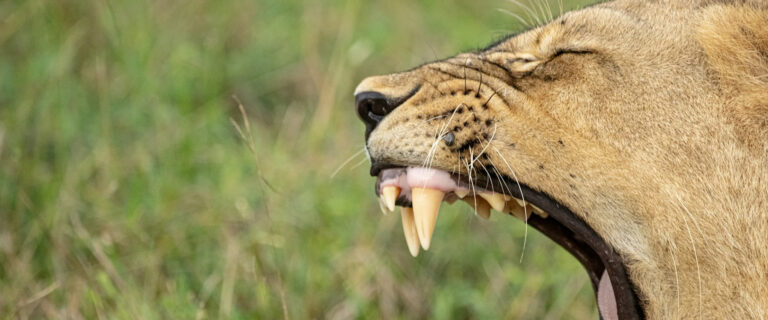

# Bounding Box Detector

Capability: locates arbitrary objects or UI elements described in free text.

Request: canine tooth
[530,204,548,218]
[463,197,491,219]
[478,192,506,212]
[381,186,401,212]
[411,187,445,250]
[454,188,470,199]
[401,207,420,257]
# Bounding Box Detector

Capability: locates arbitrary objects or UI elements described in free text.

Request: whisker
[674,193,703,319]
[476,73,483,96]
[492,146,530,262]
[669,241,681,315]
[536,0,553,23]
[544,0,555,22]
[492,165,515,200]
[471,123,498,164]
[426,115,448,122]
[348,156,371,172]
[498,8,533,28]
[483,92,497,106]
[464,65,468,93]
[540,0,549,22]
[464,158,480,217]
[423,103,465,172]
[330,148,367,179]
[509,0,542,26]
[419,75,447,96]
[478,161,495,193]
[532,0,547,24]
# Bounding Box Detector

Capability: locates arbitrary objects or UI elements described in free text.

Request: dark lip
[370,164,645,319]
[370,162,403,177]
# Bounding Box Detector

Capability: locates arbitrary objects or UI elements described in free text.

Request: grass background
[1,0,599,318]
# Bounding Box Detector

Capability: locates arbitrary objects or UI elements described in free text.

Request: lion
[352,0,768,318]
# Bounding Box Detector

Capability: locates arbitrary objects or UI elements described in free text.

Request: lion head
[353,0,768,318]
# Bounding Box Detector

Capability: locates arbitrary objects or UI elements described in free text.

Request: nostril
[368,99,389,117]
[355,91,391,125]
[354,85,421,140]
[362,98,388,123]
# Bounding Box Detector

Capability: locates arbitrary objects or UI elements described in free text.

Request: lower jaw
[372,165,645,319]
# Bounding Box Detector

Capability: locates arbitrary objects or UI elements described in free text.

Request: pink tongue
[598,270,618,320]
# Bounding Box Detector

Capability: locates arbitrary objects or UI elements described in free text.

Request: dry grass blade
[230,96,290,320]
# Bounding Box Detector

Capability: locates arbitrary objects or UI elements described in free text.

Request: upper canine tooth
[400,207,420,257]
[411,187,445,250]
[478,192,506,212]
[381,186,401,212]
[463,197,491,219]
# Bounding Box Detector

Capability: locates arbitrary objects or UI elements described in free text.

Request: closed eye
[509,57,536,64]
[552,48,595,58]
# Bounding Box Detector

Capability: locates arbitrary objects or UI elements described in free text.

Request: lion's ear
[697,4,768,150]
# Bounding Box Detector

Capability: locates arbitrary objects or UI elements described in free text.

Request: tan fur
[356,0,768,318]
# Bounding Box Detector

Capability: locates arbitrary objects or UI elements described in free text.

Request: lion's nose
[354,74,421,140]
[355,91,397,138]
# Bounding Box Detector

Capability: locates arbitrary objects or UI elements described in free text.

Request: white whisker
[423,103,465,173]
[498,8,533,27]
[492,146,530,262]
[479,162,495,193]
[675,193,703,319]
[348,156,371,172]
[532,0,548,24]
[330,147,367,179]
[669,242,681,316]
[464,158,480,217]
[508,0,542,26]
[472,123,498,164]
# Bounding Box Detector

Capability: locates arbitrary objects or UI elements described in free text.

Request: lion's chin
[370,165,644,319]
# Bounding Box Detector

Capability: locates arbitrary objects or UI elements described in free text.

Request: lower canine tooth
[411,187,445,250]
[401,207,420,257]
[381,186,401,212]
[478,192,506,212]
[463,197,491,219]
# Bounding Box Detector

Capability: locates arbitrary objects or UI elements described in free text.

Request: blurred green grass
[1,0,599,318]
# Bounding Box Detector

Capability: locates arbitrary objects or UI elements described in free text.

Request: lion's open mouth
[370,164,644,319]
